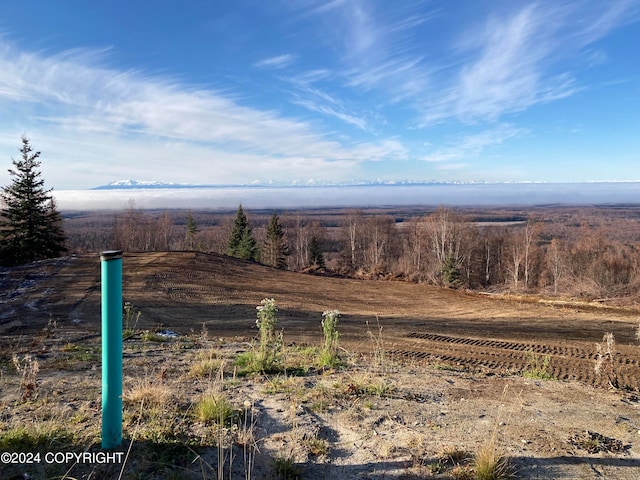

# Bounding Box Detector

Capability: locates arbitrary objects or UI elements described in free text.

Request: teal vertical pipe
[101,250,123,449]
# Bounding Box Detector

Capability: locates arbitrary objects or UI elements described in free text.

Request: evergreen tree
[0,136,66,266]
[308,236,325,269]
[226,205,258,261]
[441,252,462,288]
[185,211,199,250]
[262,211,288,269]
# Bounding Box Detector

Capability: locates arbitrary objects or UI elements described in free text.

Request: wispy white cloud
[1,1,637,190]
[254,53,296,69]
[422,124,526,164]
[293,0,435,102]
[292,96,368,131]
[420,1,639,125]
[291,0,638,128]
[278,0,436,136]
[0,41,407,189]
[287,76,370,131]
[573,0,640,45]
[342,3,435,102]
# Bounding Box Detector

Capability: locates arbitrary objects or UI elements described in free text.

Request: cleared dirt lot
[2,252,640,479]
[1,251,639,390]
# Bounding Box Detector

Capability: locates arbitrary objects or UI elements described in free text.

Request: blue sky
[0,0,639,190]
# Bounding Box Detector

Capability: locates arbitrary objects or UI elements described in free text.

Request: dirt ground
[2,252,639,389]
[1,252,640,479]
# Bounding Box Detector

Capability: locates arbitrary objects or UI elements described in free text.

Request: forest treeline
[63,202,640,302]
[3,137,639,301]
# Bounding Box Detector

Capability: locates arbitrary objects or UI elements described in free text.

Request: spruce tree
[226,205,258,261]
[0,136,66,266]
[308,236,325,269]
[185,211,199,250]
[262,211,288,269]
[441,252,462,288]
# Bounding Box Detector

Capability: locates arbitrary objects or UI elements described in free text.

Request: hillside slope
[1,251,639,388]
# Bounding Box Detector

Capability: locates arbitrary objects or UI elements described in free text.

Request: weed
[234,350,259,375]
[141,330,168,342]
[12,354,39,401]
[255,298,283,373]
[343,372,395,397]
[188,349,223,378]
[234,299,286,375]
[194,391,241,426]
[366,316,386,373]
[427,460,446,474]
[474,443,513,480]
[431,362,459,371]
[123,301,142,339]
[235,347,284,376]
[42,315,58,339]
[0,422,78,451]
[473,385,515,480]
[419,444,470,475]
[65,345,100,364]
[302,436,329,456]
[304,382,334,413]
[200,322,209,343]
[284,345,319,375]
[451,464,475,480]
[569,430,626,454]
[595,332,619,389]
[439,445,471,465]
[122,377,173,407]
[320,310,341,368]
[273,455,301,479]
[237,399,258,480]
[522,350,554,380]
[263,374,303,396]
[62,342,81,352]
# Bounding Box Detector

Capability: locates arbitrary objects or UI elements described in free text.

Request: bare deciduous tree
[547,237,563,295]
[155,211,174,251]
[425,207,470,285]
[364,215,395,270]
[344,209,365,270]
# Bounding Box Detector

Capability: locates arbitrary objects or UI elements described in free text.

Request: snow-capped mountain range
[90,179,572,190]
[56,179,640,211]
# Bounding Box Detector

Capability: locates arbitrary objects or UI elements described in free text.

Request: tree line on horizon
[2,136,640,302]
[109,202,324,271]
[84,201,640,301]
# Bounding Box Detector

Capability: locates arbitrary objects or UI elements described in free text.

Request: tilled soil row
[384,332,640,390]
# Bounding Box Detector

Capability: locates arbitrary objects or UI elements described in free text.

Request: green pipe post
[101,250,123,449]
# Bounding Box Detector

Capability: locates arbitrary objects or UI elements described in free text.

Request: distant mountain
[92,179,640,191]
[59,180,640,211]
[92,180,189,190]
[91,179,497,190]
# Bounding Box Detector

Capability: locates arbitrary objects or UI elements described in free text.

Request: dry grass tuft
[474,442,513,480]
[188,348,224,378]
[194,390,239,426]
[12,354,39,401]
[473,385,515,480]
[343,371,394,397]
[439,444,471,464]
[122,377,173,407]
